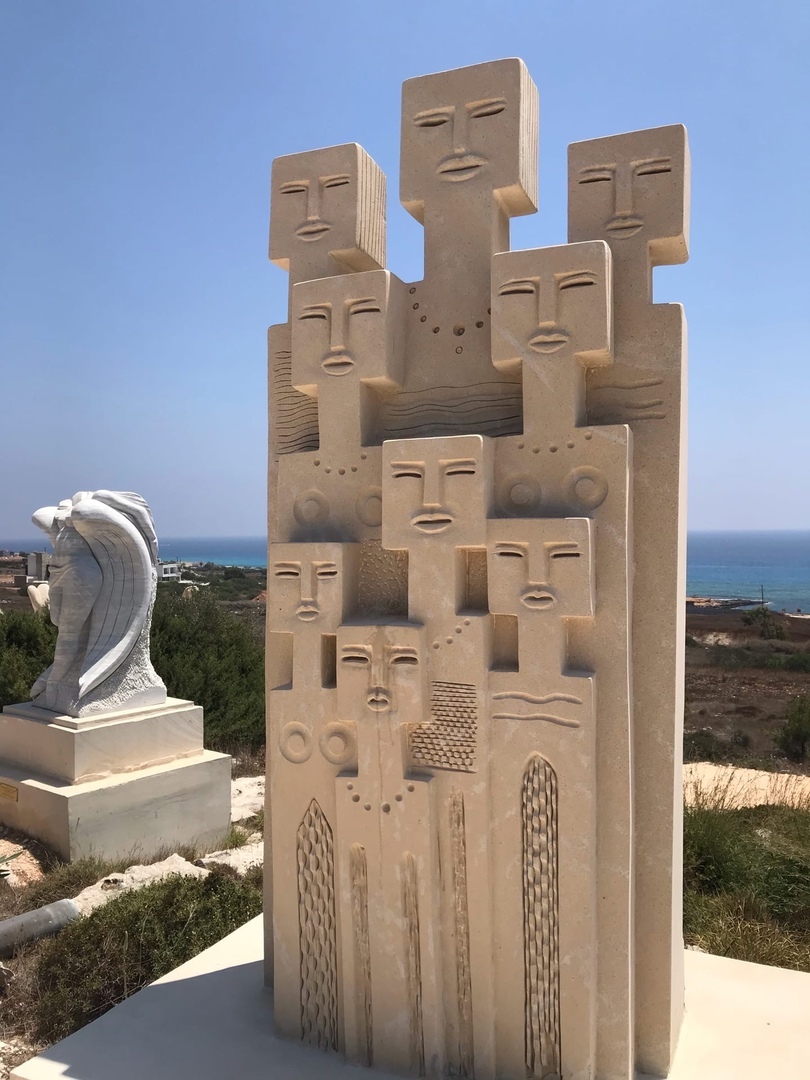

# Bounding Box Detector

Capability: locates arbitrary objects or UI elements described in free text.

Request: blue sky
[1,0,808,537]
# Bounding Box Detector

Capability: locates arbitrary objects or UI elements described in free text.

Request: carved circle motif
[499,476,540,515]
[280,721,313,764]
[565,466,609,511]
[319,722,357,766]
[293,489,329,526]
[356,486,383,527]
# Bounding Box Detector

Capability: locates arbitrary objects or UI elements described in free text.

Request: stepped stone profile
[266,58,689,1080]
[30,490,167,717]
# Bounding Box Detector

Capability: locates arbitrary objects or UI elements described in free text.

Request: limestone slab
[0,751,231,862]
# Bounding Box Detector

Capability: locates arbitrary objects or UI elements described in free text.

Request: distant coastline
[4,530,809,611]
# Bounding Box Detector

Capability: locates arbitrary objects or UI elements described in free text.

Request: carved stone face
[268,542,358,631]
[269,144,385,272]
[291,270,405,391]
[487,519,593,619]
[337,623,424,716]
[400,58,537,218]
[568,125,688,262]
[491,242,611,370]
[382,435,492,549]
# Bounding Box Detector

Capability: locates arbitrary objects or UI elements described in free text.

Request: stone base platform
[0,698,231,861]
[11,917,810,1080]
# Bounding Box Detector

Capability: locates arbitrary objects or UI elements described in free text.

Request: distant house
[27,551,51,581]
[156,560,181,581]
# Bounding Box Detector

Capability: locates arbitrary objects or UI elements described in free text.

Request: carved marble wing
[69,492,157,698]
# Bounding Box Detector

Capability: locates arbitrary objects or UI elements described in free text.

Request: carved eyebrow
[316,563,338,577]
[348,297,381,315]
[413,107,451,127]
[578,165,614,183]
[468,97,506,118]
[390,462,423,478]
[494,544,525,557]
[322,173,351,188]
[549,543,581,558]
[634,157,672,176]
[341,648,371,664]
[390,649,419,665]
[498,279,535,296]
[444,459,477,475]
[558,271,598,290]
[274,563,301,576]
[298,305,330,320]
[279,180,309,194]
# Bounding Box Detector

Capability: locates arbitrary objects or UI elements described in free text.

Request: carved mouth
[520,590,556,610]
[321,353,355,376]
[529,332,569,354]
[606,216,644,238]
[296,221,331,241]
[367,690,390,711]
[296,604,319,621]
[412,513,454,534]
[437,154,487,182]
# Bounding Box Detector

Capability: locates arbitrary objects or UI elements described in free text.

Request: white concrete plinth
[11,918,810,1080]
[0,698,231,861]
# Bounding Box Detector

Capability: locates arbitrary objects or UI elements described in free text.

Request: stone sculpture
[266,58,689,1080]
[29,490,166,717]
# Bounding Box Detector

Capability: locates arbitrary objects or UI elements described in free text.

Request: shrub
[683,728,726,763]
[0,610,57,709]
[741,605,786,640]
[775,695,810,763]
[32,870,262,1042]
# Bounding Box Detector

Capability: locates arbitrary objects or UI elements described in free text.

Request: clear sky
[1,0,808,537]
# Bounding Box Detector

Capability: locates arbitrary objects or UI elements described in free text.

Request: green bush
[741,605,787,640]
[765,651,810,673]
[150,590,264,754]
[775,695,810,763]
[683,728,726,763]
[32,871,262,1042]
[0,610,57,709]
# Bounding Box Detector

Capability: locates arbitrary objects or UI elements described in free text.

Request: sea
[4,531,809,612]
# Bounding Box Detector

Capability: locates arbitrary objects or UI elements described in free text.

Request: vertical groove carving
[351,843,373,1066]
[523,755,561,1079]
[297,800,337,1051]
[403,852,426,1077]
[450,790,474,1078]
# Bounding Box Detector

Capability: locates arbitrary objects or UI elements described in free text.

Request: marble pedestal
[0,698,231,861]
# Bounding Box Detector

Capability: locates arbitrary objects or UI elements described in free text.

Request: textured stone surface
[265,59,688,1080]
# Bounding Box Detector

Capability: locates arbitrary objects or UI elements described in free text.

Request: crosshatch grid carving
[265,57,688,1080]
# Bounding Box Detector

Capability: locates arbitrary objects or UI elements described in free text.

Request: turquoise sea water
[5,531,809,611]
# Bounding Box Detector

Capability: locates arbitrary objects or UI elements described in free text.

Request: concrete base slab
[10,919,810,1080]
[0,751,231,862]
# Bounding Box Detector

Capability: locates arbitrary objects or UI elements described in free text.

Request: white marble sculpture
[30,490,167,717]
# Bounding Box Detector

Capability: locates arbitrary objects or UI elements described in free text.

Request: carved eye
[635,159,671,176]
[298,308,328,321]
[559,274,597,291]
[494,547,525,558]
[469,98,506,119]
[414,111,449,128]
[342,653,370,666]
[349,299,381,316]
[392,466,422,479]
[391,654,418,666]
[323,174,350,188]
[274,566,300,578]
[498,280,535,296]
[578,170,613,184]
[280,182,307,194]
[551,551,581,559]
[445,463,476,476]
[317,565,338,578]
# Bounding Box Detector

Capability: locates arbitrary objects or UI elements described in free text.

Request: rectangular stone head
[487,517,594,620]
[382,434,494,551]
[291,270,407,395]
[400,58,538,222]
[337,621,426,723]
[491,241,612,374]
[270,143,386,275]
[568,125,689,264]
[267,542,360,633]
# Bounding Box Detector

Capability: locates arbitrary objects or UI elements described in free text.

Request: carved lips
[296,603,319,621]
[412,511,455,534]
[366,688,391,711]
[606,216,644,239]
[520,588,556,610]
[437,153,487,182]
[529,330,570,354]
[321,352,355,376]
[295,220,331,241]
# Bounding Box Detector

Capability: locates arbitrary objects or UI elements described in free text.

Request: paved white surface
[11,916,810,1080]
